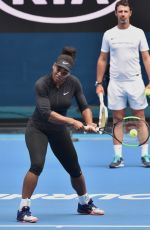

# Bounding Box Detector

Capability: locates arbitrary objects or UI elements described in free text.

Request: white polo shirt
[101,25,149,81]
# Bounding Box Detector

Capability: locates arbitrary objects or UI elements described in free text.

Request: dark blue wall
[0,32,150,106]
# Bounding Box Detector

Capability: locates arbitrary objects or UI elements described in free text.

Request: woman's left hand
[84,123,97,132]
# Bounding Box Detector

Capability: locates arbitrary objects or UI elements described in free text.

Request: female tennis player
[96,0,150,168]
[16,47,104,223]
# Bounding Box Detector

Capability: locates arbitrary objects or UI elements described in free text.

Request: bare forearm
[142,51,150,82]
[96,58,107,83]
[96,56,107,94]
[144,59,150,81]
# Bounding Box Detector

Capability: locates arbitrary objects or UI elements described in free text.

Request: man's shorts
[107,78,148,110]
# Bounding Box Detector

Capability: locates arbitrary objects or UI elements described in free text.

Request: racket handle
[98,93,104,106]
[83,125,88,131]
[83,125,101,133]
[84,126,104,135]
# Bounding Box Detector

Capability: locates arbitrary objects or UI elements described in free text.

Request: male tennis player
[96,0,150,168]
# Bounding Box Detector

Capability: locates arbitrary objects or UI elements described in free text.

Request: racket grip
[83,125,88,131]
[84,125,99,133]
[98,93,104,106]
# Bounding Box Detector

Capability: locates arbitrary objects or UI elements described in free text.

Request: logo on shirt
[62,61,69,65]
[63,92,69,95]
[0,0,118,24]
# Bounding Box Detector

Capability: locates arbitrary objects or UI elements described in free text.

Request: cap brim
[56,63,70,72]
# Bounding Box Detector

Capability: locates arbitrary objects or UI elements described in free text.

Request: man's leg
[109,109,125,168]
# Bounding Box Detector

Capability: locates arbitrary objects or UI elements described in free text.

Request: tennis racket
[98,93,108,132]
[91,116,149,147]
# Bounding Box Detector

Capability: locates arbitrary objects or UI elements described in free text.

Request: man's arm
[141,51,150,88]
[96,51,108,94]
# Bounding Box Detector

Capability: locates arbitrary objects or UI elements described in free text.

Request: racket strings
[113,118,149,147]
[101,109,107,127]
[99,107,108,129]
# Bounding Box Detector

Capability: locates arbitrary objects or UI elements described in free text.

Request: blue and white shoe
[141,155,150,167]
[109,156,124,168]
[17,206,38,223]
[77,199,104,215]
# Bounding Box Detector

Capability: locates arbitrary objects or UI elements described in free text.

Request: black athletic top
[30,74,89,128]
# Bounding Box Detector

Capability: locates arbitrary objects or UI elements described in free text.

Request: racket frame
[95,116,150,147]
[98,93,108,129]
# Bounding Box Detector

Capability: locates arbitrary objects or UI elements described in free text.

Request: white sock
[141,144,149,157]
[78,193,90,205]
[19,198,31,211]
[113,144,122,157]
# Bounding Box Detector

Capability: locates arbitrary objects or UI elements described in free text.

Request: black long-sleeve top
[31,74,89,127]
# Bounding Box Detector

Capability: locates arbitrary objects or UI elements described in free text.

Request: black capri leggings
[25,124,82,177]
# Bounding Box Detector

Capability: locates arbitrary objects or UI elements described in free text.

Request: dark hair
[115,0,132,11]
[55,47,77,71]
[61,47,76,60]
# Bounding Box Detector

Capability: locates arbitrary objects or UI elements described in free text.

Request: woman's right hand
[71,119,85,130]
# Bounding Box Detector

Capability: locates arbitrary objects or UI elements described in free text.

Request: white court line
[0,225,150,228]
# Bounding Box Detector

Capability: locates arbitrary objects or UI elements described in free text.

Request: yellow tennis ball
[129,129,138,138]
[145,88,150,96]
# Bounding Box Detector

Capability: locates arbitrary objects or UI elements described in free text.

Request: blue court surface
[0,133,150,230]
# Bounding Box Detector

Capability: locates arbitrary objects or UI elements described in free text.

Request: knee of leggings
[70,169,82,178]
[29,164,43,176]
